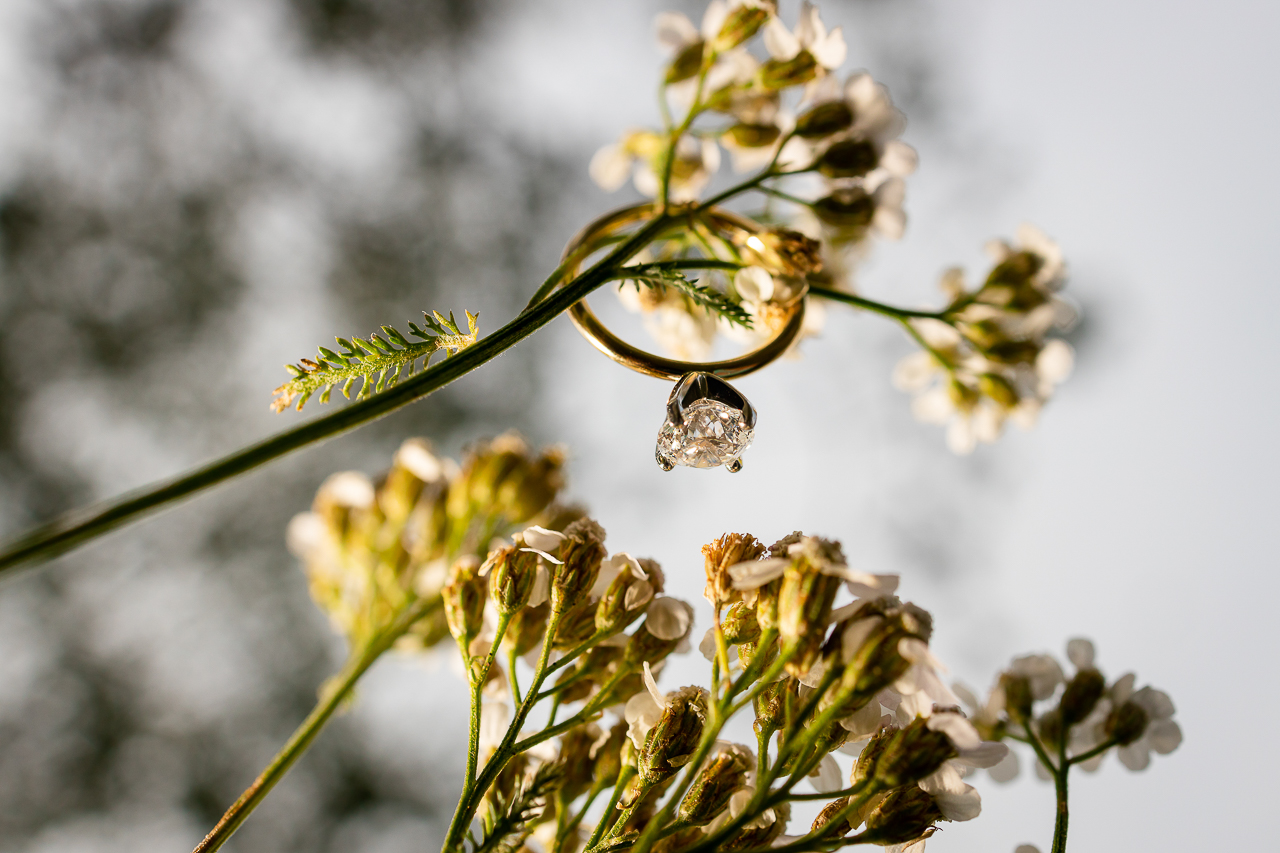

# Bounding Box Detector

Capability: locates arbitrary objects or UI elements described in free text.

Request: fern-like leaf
[271,310,479,412]
[626,268,754,329]
[473,761,565,853]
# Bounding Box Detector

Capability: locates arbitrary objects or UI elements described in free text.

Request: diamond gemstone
[656,399,755,469]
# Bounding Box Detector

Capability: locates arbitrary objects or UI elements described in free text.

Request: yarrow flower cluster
[186,437,1185,853]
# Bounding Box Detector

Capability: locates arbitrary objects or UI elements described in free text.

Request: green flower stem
[444,608,567,852]
[507,645,523,705]
[756,783,881,853]
[1052,731,1070,853]
[585,765,636,851]
[807,284,949,322]
[0,213,673,577]
[658,48,716,209]
[191,594,440,853]
[462,613,513,798]
[1067,738,1116,767]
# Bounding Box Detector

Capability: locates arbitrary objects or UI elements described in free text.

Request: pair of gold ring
[558,204,807,472]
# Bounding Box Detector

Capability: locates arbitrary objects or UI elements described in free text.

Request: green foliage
[473,761,566,853]
[272,310,479,412]
[626,266,754,329]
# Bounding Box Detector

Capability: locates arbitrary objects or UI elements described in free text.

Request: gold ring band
[559,203,806,381]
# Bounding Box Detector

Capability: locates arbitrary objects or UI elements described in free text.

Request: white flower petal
[1037,339,1074,384]
[589,143,634,192]
[1066,637,1095,670]
[522,526,567,554]
[987,748,1021,783]
[1131,686,1175,720]
[1147,719,1182,754]
[762,18,800,59]
[811,27,847,69]
[839,701,884,739]
[734,265,775,303]
[699,627,718,662]
[927,712,981,752]
[655,12,699,52]
[319,471,375,508]
[1117,742,1151,772]
[286,512,327,558]
[957,741,1010,769]
[645,597,693,640]
[729,556,788,589]
[933,781,982,821]
[394,439,444,482]
[810,754,844,793]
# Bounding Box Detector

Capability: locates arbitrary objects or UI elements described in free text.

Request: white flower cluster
[894,225,1078,454]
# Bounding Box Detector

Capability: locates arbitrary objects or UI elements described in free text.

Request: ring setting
[656,372,756,473]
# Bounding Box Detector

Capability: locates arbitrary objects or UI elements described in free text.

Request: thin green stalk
[1067,738,1116,767]
[0,214,672,577]
[192,595,439,853]
[444,608,567,851]
[507,645,523,706]
[1052,730,1070,853]
[585,765,635,851]
[807,284,948,322]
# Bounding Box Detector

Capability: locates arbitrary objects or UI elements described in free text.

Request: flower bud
[678,744,753,826]
[442,556,485,645]
[507,602,549,656]
[795,101,854,138]
[484,545,539,615]
[592,721,630,788]
[760,51,817,89]
[559,723,604,800]
[740,228,824,277]
[1060,668,1106,726]
[596,557,656,635]
[978,372,1020,409]
[851,724,896,787]
[638,686,709,785]
[553,600,599,651]
[753,677,797,731]
[379,438,441,524]
[727,122,782,148]
[1105,700,1150,746]
[1037,707,1063,752]
[1001,673,1035,722]
[713,4,771,50]
[778,563,843,678]
[498,445,567,524]
[817,139,879,179]
[864,785,942,845]
[812,190,876,231]
[812,796,854,836]
[723,801,790,851]
[666,40,706,84]
[550,518,606,613]
[703,533,766,608]
[873,717,959,788]
[721,600,761,645]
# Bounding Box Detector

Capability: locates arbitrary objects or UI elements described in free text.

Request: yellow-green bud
[864,785,943,845]
[553,600,599,651]
[817,138,879,178]
[1060,668,1107,726]
[753,678,796,731]
[726,122,782,148]
[596,559,655,635]
[550,518,606,613]
[639,687,709,785]
[666,40,706,84]
[507,602,549,656]
[625,622,682,667]
[795,101,854,138]
[678,744,752,826]
[721,600,761,645]
[713,4,771,50]
[978,372,1020,409]
[851,724,895,787]
[442,556,485,644]
[1037,707,1063,752]
[484,545,538,615]
[778,562,842,678]
[723,802,790,851]
[1105,700,1150,746]
[760,50,817,89]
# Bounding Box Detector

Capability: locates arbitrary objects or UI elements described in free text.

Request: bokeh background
[0,0,1275,851]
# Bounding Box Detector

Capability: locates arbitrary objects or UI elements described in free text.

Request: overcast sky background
[0,1,1275,851]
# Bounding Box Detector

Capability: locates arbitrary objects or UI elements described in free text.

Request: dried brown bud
[812,190,876,232]
[851,723,896,788]
[723,801,790,851]
[778,561,843,678]
[741,228,824,278]
[592,721,630,788]
[703,532,766,608]
[678,743,753,826]
[753,677,797,731]
[596,557,657,635]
